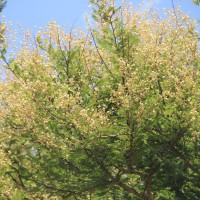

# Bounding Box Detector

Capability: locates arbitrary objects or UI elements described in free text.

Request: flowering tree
[0,0,200,199]
[0,0,6,44]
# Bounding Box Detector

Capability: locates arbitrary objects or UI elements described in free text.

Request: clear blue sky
[1,0,199,32]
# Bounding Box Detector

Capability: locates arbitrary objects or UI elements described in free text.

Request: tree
[192,0,200,5]
[0,0,6,13]
[0,0,7,44]
[0,0,199,199]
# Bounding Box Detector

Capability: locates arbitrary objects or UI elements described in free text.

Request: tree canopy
[0,0,6,13]
[192,0,200,5]
[0,0,200,199]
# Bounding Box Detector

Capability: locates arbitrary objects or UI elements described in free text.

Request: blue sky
[1,0,199,32]
[0,0,199,80]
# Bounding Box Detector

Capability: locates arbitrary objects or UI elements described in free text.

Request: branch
[115,180,143,199]
[89,29,119,82]
[171,146,200,176]
[0,51,25,84]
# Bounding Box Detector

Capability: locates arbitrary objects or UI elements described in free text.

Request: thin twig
[89,29,119,82]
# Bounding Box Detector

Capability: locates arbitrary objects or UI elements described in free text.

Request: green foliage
[0,1,200,199]
[192,0,200,5]
[0,0,6,13]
